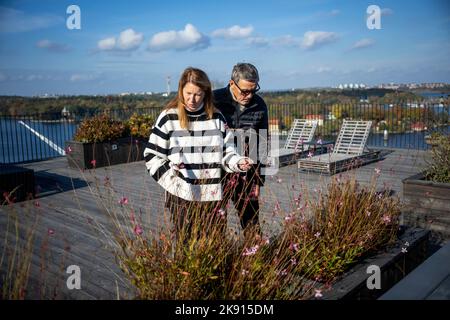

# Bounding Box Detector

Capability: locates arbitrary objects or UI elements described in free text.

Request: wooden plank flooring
[0,148,431,299]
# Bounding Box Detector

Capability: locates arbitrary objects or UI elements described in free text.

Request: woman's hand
[237,157,253,171]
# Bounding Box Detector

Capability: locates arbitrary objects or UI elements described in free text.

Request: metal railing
[0,103,448,164]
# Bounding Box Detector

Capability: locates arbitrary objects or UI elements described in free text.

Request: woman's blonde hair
[165,67,215,129]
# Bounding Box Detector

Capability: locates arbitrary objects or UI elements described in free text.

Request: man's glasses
[233,81,260,96]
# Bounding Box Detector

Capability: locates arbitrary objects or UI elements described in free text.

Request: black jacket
[213,85,269,186]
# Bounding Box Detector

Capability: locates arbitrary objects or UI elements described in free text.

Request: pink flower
[65,146,72,153]
[129,210,136,223]
[48,228,55,236]
[119,197,128,205]
[134,225,143,235]
[241,269,249,276]
[218,208,226,217]
[374,168,381,175]
[317,139,323,144]
[290,258,297,265]
[289,243,299,252]
[277,178,282,183]
[382,214,391,225]
[90,159,97,168]
[404,241,410,247]
[242,245,260,256]
[401,247,408,254]
[314,232,321,238]
[243,245,259,256]
[314,289,323,298]
[366,210,371,217]
[277,269,288,276]
[308,151,314,158]
[34,201,40,207]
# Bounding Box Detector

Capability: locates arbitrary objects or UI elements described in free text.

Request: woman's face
[182,82,205,111]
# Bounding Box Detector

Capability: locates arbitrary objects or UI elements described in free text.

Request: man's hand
[237,157,253,171]
[253,184,260,198]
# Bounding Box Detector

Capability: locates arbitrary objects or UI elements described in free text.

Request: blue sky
[0,0,449,95]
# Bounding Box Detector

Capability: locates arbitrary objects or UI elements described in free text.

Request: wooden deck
[0,148,435,299]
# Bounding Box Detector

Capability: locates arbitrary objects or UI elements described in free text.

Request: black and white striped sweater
[143,107,245,202]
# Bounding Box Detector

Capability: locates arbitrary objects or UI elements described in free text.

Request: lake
[0,119,448,164]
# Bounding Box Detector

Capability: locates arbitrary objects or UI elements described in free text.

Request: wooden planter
[65,137,147,169]
[321,227,430,300]
[0,164,35,203]
[402,172,450,240]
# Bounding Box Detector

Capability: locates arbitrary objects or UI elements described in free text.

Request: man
[213,63,269,236]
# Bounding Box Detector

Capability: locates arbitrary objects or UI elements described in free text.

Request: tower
[166,76,171,96]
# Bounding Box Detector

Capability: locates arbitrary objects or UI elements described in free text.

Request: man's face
[229,79,259,106]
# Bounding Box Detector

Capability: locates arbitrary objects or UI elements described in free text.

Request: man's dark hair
[231,63,259,84]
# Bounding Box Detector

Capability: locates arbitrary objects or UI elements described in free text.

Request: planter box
[0,164,35,203]
[402,172,450,240]
[321,227,430,300]
[65,137,147,169]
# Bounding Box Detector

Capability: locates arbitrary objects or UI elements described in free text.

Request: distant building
[411,122,427,131]
[305,114,324,126]
[268,119,280,132]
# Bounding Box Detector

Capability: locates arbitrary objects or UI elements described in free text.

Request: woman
[143,67,252,238]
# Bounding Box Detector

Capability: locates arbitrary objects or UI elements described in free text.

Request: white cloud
[148,24,210,51]
[329,9,340,16]
[317,66,332,73]
[0,6,64,33]
[301,31,338,50]
[273,35,301,47]
[97,29,143,52]
[117,28,144,50]
[97,37,116,51]
[36,39,70,53]
[70,74,99,82]
[381,8,394,16]
[26,74,45,81]
[247,37,269,47]
[351,38,375,50]
[212,25,254,39]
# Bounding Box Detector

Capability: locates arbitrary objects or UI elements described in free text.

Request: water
[0,118,77,163]
[419,92,449,100]
[0,119,448,164]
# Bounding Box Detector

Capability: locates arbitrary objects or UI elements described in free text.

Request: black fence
[0,103,448,164]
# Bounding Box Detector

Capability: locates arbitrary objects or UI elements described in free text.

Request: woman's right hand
[237,157,253,171]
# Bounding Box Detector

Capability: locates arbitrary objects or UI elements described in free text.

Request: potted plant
[65,113,154,169]
[402,133,450,239]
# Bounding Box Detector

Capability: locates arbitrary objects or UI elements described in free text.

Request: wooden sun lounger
[269,119,318,166]
[297,120,381,174]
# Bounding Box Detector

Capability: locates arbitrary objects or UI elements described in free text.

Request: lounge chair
[297,120,381,174]
[269,119,318,166]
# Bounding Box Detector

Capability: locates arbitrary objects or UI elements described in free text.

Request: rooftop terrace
[0,148,445,299]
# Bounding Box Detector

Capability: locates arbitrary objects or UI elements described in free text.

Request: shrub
[126,113,154,139]
[97,172,401,299]
[425,133,450,183]
[73,114,128,143]
[282,176,401,283]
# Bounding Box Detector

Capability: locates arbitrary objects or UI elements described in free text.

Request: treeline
[0,88,447,116]
[260,88,427,105]
[0,94,172,116]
